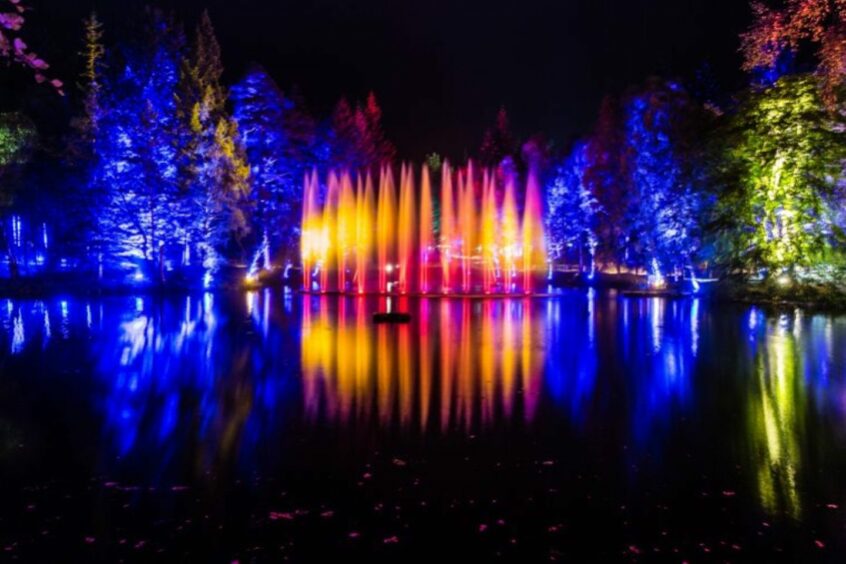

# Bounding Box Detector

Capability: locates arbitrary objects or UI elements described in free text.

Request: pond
[1,290,845,560]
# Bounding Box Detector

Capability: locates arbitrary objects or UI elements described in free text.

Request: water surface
[1,290,845,561]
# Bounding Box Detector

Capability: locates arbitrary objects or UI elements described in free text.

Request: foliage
[0,111,35,171]
[479,106,516,167]
[329,92,395,170]
[545,141,600,268]
[741,0,846,103]
[93,11,186,278]
[177,10,250,274]
[714,75,846,272]
[0,0,62,93]
[583,96,626,269]
[620,79,709,273]
[70,12,105,155]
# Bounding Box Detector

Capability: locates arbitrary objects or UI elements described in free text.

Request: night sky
[13,0,751,159]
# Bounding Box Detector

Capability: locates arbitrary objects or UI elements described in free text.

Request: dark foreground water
[1,290,845,561]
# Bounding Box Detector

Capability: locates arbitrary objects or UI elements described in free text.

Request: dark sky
[16,0,751,159]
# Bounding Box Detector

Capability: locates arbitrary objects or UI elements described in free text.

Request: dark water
[1,290,845,561]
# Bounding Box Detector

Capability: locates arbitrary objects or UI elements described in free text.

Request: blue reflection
[545,291,598,426]
[627,297,694,452]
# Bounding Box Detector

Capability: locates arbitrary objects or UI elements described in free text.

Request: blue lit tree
[546,141,601,274]
[94,11,187,282]
[0,112,37,277]
[177,10,250,281]
[620,79,709,278]
[231,65,302,270]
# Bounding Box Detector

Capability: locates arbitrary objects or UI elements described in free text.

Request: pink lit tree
[0,0,62,93]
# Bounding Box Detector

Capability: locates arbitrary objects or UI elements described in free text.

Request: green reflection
[747,321,806,519]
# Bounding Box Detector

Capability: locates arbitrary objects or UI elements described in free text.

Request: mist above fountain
[301,163,547,296]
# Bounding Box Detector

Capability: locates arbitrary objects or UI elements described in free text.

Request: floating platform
[620,290,693,299]
[373,312,413,324]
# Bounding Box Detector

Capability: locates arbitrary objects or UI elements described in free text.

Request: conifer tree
[177,10,250,275]
[479,106,516,167]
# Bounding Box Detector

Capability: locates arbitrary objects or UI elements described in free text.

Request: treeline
[2,1,846,290]
[0,7,395,285]
[542,1,846,284]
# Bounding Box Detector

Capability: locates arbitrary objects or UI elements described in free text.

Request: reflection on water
[301,296,546,431]
[2,292,846,522]
[749,320,803,519]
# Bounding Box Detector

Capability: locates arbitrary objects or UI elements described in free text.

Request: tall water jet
[301,163,547,295]
[458,166,476,293]
[502,177,520,292]
[337,173,356,292]
[419,165,434,294]
[301,170,320,291]
[521,169,546,294]
[354,174,375,294]
[440,162,455,293]
[320,172,339,292]
[481,171,498,294]
[397,164,416,294]
[376,167,397,293]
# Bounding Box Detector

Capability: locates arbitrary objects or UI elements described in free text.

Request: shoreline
[2,277,846,312]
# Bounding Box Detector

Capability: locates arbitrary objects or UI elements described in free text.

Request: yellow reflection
[747,320,805,519]
[300,298,545,432]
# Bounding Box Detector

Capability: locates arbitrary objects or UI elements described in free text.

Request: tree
[741,0,846,103]
[584,95,626,271]
[71,12,105,156]
[479,106,515,167]
[714,75,846,274]
[231,65,301,268]
[0,112,36,277]
[94,11,186,282]
[63,11,107,271]
[0,0,62,93]
[620,79,708,276]
[329,97,357,168]
[177,10,250,277]
[363,91,395,164]
[546,141,601,273]
[328,92,394,170]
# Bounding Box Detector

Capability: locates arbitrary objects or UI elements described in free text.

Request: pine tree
[177,10,251,276]
[364,91,395,164]
[479,106,515,167]
[95,11,186,282]
[546,141,601,272]
[232,65,301,267]
[65,11,107,271]
[620,79,708,276]
[584,95,625,271]
[330,97,358,168]
[73,12,105,154]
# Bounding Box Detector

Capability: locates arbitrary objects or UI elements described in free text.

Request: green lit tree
[0,112,37,277]
[715,75,846,275]
[177,10,250,275]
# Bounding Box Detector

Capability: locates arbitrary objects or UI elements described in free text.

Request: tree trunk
[0,228,19,280]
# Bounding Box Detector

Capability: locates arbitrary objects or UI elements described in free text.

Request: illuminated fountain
[300,163,547,295]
